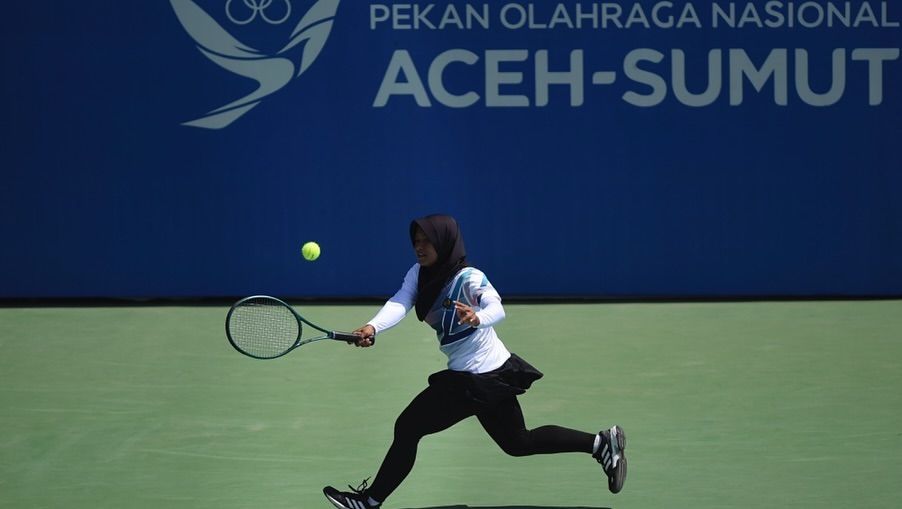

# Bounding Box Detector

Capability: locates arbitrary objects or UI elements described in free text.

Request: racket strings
[228,297,300,358]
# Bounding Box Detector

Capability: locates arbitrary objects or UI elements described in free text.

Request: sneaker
[593,425,627,494]
[323,479,380,509]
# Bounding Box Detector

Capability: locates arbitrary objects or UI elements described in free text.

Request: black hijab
[410,214,468,321]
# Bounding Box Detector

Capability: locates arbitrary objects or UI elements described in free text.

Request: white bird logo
[170,0,340,129]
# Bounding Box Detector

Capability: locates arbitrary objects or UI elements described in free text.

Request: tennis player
[323,214,626,509]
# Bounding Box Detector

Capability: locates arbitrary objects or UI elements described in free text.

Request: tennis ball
[301,241,321,261]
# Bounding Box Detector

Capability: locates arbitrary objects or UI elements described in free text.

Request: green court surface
[1,300,901,509]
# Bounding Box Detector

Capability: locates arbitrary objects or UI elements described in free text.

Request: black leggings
[367,384,595,502]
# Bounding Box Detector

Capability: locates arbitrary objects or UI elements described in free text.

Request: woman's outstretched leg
[366,386,475,502]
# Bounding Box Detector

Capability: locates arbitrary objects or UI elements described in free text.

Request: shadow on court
[399,506,610,509]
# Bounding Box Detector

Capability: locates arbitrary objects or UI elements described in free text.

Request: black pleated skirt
[427,353,544,408]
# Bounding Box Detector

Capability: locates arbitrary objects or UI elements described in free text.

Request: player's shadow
[400,506,610,509]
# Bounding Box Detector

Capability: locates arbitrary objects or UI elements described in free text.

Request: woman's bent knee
[496,431,534,457]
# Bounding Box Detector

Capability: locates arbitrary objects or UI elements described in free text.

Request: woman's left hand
[454,301,480,327]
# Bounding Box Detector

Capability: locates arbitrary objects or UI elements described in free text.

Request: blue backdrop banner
[2,1,900,298]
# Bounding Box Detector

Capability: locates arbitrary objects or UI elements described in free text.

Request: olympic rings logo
[225,0,291,25]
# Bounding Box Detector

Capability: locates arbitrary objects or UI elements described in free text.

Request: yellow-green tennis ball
[301,241,321,261]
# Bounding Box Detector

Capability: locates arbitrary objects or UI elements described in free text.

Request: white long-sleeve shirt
[367,264,511,373]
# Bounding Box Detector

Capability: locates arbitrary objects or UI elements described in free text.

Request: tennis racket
[225,295,362,359]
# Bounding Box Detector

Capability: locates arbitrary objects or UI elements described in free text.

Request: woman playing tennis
[323,214,627,509]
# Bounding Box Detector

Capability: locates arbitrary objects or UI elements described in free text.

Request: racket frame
[225,295,361,359]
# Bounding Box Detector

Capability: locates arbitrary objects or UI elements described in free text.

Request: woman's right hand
[352,324,376,347]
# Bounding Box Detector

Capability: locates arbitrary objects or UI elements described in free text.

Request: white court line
[136,448,303,463]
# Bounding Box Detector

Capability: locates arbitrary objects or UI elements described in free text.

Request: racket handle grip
[332,331,374,344]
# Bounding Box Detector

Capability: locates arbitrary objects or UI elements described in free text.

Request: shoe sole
[324,494,343,509]
[608,425,627,494]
